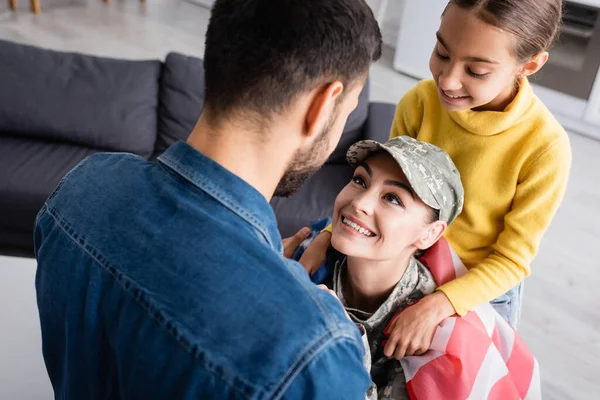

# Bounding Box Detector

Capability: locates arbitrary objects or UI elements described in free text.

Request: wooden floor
[0,1,598,398]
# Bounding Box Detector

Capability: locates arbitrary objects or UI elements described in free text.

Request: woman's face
[429,4,522,112]
[331,152,442,262]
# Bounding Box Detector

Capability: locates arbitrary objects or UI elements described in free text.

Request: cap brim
[346,140,442,213]
[346,140,386,168]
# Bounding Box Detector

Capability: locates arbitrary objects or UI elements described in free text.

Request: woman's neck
[343,255,412,314]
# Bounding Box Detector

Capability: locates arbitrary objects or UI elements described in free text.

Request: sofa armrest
[362,102,396,143]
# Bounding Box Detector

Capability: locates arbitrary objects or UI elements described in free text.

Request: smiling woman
[318,136,464,399]
[333,156,443,270]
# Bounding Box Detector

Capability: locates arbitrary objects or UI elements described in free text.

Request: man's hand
[282,227,311,258]
[383,291,455,359]
[282,229,332,276]
[316,284,338,299]
[298,231,331,276]
[317,284,350,321]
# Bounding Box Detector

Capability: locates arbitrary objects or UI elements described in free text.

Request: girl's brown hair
[448,0,563,62]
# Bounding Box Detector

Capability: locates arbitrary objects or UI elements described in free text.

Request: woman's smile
[339,214,377,238]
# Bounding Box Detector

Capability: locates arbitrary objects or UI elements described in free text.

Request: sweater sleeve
[438,137,572,315]
[390,84,425,139]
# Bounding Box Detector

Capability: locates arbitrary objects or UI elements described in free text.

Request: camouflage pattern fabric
[326,257,437,400]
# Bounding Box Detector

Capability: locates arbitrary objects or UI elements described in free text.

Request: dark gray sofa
[0,39,395,255]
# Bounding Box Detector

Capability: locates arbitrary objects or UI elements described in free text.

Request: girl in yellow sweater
[372,0,572,360]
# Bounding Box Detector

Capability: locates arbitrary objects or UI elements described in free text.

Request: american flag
[399,238,541,399]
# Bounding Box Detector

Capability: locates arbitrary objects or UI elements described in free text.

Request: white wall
[0,257,53,399]
[366,0,405,48]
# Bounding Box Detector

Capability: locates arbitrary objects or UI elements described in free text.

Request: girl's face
[331,152,444,263]
[429,4,524,112]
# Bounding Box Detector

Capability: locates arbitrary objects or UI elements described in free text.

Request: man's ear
[304,81,344,138]
[518,51,549,78]
[416,220,447,251]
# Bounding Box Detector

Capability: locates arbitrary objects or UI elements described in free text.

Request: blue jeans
[490,282,524,329]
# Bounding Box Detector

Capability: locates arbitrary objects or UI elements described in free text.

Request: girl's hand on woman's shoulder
[382,291,455,360]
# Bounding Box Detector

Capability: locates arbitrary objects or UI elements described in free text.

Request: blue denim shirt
[34,141,370,399]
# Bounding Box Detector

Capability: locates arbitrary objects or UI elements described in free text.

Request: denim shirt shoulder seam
[269,326,360,399]
[159,156,278,251]
[41,206,259,399]
[44,157,90,207]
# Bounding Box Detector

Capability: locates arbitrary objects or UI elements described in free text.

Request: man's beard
[274,113,336,198]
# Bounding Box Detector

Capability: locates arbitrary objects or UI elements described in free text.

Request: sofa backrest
[156,52,369,161]
[156,52,205,155]
[326,78,370,164]
[0,40,161,158]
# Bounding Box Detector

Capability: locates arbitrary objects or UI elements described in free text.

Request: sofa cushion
[0,135,100,233]
[0,40,161,158]
[270,163,353,238]
[326,78,370,164]
[156,52,205,155]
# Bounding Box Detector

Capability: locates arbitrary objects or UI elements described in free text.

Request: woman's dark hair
[448,0,563,62]
[427,207,441,224]
[415,207,441,257]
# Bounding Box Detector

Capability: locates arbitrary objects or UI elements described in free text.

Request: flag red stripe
[408,354,472,399]
[506,331,536,398]
[406,238,537,400]
[418,237,456,286]
[444,312,492,389]
[487,373,521,400]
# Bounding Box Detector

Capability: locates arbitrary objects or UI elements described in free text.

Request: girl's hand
[383,291,455,359]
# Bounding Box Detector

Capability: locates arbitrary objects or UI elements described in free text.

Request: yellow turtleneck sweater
[390,78,571,315]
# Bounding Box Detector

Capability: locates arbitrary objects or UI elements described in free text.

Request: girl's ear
[517,51,549,78]
[416,220,447,251]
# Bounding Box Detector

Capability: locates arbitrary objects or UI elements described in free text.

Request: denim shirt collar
[158,141,283,254]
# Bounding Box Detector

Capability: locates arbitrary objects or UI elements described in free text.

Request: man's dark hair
[203,0,382,122]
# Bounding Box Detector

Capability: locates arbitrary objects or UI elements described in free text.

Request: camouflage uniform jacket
[326,257,437,400]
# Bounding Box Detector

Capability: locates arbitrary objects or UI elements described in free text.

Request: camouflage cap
[346,136,464,225]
